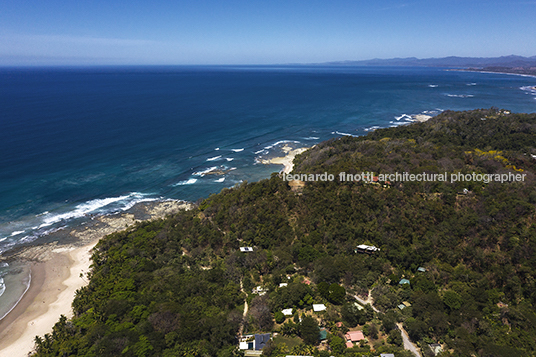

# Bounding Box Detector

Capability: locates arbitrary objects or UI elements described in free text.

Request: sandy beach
[260,144,310,174]
[0,200,190,356]
[0,242,96,356]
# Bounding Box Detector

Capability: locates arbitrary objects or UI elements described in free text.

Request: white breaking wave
[332,131,357,137]
[303,136,320,140]
[520,86,536,96]
[193,166,218,176]
[173,178,198,186]
[226,158,234,161]
[364,126,382,132]
[445,94,474,98]
[10,231,25,237]
[214,177,225,183]
[38,193,150,229]
[389,121,409,127]
[263,140,301,150]
[231,148,244,152]
[428,84,438,88]
[394,114,413,121]
[214,147,220,151]
[206,155,222,161]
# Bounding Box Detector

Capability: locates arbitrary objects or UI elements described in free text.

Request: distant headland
[320,55,536,68]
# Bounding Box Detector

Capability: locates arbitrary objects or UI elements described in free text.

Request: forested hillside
[33,109,536,357]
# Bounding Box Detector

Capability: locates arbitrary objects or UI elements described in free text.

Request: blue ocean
[0,66,535,313]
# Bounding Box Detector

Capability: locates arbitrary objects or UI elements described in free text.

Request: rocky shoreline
[0,200,192,263]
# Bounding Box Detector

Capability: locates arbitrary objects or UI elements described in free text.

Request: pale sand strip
[0,242,96,356]
[260,146,310,174]
[0,200,191,357]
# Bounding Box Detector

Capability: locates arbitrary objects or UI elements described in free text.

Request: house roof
[239,342,250,350]
[399,278,410,285]
[312,304,326,312]
[319,329,328,340]
[398,304,406,310]
[345,330,364,342]
[240,247,253,252]
[356,244,380,252]
[346,341,354,348]
[282,308,293,316]
[417,267,426,272]
[254,333,270,350]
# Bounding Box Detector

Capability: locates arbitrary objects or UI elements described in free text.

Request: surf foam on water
[332,131,357,137]
[38,193,149,229]
[254,140,302,155]
[193,166,219,176]
[389,121,409,127]
[173,178,198,186]
[263,140,301,150]
[214,177,225,183]
[364,126,382,132]
[231,148,244,152]
[206,155,222,161]
[520,86,536,97]
[445,93,475,98]
[0,192,160,254]
[395,114,413,121]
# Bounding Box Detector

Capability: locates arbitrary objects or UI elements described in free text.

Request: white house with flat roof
[313,304,326,312]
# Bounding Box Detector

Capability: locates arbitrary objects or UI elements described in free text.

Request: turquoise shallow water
[0,65,535,312]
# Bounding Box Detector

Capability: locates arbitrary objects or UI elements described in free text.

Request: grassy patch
[273,335,303,350]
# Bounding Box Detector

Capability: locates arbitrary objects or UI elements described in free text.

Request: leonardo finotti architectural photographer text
[282,171,526,184]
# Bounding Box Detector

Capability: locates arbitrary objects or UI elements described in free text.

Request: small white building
[252,286,267,296]
[355,244,380,253]
[240,247,253,252]
[313,304,326,312]
[282,308,293,316]
[279,282,288,288]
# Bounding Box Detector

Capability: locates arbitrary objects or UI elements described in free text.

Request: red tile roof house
[345,330,365,347]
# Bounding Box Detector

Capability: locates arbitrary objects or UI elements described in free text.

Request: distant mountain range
[325,55,536,68]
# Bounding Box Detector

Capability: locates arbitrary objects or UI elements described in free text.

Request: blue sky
[1,0,535,65]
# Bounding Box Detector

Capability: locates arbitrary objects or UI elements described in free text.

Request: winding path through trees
[353,292,421,357]
[238,279,249,337]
